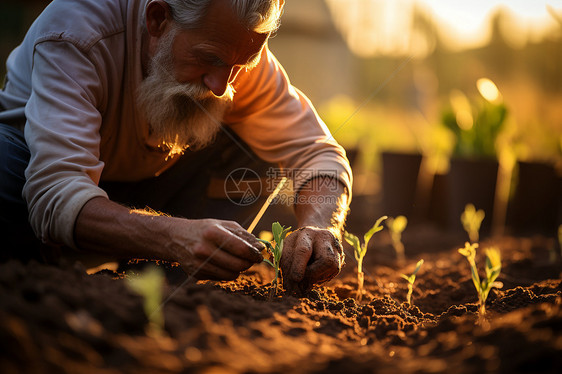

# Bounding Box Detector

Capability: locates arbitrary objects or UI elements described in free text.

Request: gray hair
[163,0,283,33]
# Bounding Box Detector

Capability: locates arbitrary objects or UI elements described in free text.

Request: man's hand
[283,176,350,295]
[280,226,344,295]
[75,197,264,280]
[171,219,264,280]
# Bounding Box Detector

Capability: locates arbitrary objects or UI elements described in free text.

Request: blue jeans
[0,122,295,261]
[0,123,39,260]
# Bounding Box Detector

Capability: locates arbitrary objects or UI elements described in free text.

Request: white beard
[137,27,234,153]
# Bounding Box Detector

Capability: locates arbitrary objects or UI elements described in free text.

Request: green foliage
[345,215,387,274]
[126,266,165,332]
[344,215,387,301]
[461,204,485,243]
[458,242,502,318]
[387,215,408,263]
[442,91,507,159]
[400,259,424,305]
[259,222,291,293]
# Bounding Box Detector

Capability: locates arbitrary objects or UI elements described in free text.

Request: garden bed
[1,226,561,373]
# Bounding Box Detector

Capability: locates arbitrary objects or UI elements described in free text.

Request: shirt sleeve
[23,40,108,248]
[223,46,353,197]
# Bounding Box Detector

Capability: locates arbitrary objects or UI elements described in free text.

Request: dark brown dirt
[1,226,561,373]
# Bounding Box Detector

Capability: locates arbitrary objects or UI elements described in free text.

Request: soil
[1,225,561,374]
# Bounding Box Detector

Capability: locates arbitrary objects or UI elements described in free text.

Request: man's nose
[203,66,235,97]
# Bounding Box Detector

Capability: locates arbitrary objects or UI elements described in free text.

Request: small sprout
[126,266,165,332]
[344,215,388,301]
[258,222,291,295]
[387,215,408,263]
[461,204,485,243]
[458,242,502,319]
[400,259,424,305]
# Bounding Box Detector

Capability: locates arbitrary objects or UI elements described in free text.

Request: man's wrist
[294,177,350,240]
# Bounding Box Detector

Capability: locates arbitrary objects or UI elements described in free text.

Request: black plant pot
[447,157,499,236]
[345,147,360,170]
[381,151,423,219]
[506,160,559,235]
[427,172,449,228]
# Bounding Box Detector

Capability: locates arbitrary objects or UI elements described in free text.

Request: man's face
[137,0,269,153]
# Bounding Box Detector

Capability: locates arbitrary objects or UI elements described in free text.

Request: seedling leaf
[400,259,424,304]
[344,231,363,263]
[400,273,412,282]
[259,222,291,296]
[458,242,502,320]
[257,238,274,251]
[461,203,485,243]
[262,259,275,268]
[485,247,501,283]
[412,259,424,276]
[364,216,388,247]
[388,215,408,234]
[387,215,407,263]
[344,216,387,301]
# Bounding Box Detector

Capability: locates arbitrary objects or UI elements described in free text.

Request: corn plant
[258,222,291,295]
[400,259,424,305]
[126,266,165,332]
[458,242,502,318]
[387,215,408,263]
[344,216,387,301]
[461,204,485,243]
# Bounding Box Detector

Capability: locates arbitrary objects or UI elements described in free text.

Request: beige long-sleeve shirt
[0,0,352,248]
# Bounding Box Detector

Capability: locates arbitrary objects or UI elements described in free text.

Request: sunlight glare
[325,0,562,57]
[476,78,502,103]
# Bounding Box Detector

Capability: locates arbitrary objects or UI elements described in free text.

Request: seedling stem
[458,242,502,320]
[259,222,291,296]
[344,216,387,301]
[387,215,408,263]
[400,259,424,305]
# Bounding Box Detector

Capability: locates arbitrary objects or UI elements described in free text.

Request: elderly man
[0,0,352,292]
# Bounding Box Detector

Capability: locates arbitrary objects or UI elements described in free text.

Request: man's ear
[145,0,172,37]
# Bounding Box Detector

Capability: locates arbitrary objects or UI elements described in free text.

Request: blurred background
[1,0,561,235]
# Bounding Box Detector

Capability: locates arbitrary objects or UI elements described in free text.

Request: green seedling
[400,259,424,305]
[126,266,165,332]
[458,242,502,319]
[442,88,507,158]
[344,215,388,301]
[258,222,291,295]
[387,215,408,263]
[461,203,485,243]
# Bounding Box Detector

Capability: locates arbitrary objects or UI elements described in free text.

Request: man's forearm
[293,177,350,238]
[74,196,178,261]
[74,196,265,279]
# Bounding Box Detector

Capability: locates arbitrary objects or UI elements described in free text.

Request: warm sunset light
[2,1,562,372]
[477,78,502,103]
[325,0,562,57]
